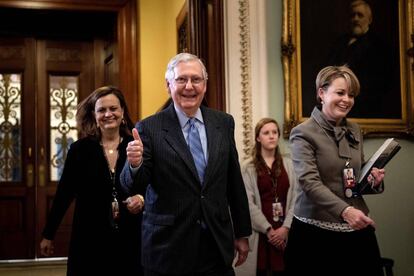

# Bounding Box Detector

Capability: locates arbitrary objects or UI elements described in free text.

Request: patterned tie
[187,118,206,183]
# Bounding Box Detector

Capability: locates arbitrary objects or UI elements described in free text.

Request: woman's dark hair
[252,118,282,177]
[76,86,134,139]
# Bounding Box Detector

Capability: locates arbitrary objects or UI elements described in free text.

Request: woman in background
[40,86,144,275]
[235,118,296,276]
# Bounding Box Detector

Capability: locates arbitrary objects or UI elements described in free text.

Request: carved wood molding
[0,46,25,59]
[47,48,81,61]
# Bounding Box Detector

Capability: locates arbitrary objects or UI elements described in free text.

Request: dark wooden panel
[188,0,225,111]
[0,196,28,259]
[0,198,24,230]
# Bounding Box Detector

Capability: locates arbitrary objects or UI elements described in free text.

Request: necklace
[101,136,122,155]
[101,136,122,172]
[102,141,120,229]
[104,144,117,155]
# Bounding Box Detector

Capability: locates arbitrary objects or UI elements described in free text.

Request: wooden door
[0,37,36,259]
[0,37,100,259]
[35,39,96,258]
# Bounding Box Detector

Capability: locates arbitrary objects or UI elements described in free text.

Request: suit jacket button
[201,195,205,199]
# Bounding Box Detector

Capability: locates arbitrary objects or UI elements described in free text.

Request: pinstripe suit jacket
[121,104,251,274]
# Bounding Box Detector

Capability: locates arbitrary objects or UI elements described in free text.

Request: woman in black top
[40,86,144,275]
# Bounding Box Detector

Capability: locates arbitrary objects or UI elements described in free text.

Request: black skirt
[284,217,383,276]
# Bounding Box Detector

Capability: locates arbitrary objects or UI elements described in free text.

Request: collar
[174,103,204,128]
[311,107,359,158]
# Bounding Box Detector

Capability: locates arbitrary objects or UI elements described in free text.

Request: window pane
[50,76,78,181]
[0,74,22,182]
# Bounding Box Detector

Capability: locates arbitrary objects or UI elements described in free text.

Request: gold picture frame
[281,0,414,138]
[177,0,189,53]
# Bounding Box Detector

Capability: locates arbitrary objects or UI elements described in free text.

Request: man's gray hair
[351,0,372,21]
[165,53,208,82]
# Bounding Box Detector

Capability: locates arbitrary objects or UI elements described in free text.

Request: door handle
[27,147,34,187]
[27,164,34,188]
[38,147,46,187]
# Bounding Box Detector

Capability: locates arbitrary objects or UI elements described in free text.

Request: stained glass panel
[0,74,22,182]
[50,76,78,181]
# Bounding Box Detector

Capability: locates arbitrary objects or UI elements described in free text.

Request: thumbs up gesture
[127,128,144,168]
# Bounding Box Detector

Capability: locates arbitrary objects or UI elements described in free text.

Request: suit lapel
[202,107,224,187]
[162,105,201,189]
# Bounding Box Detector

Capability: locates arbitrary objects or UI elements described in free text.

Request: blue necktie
[187,118,206,183]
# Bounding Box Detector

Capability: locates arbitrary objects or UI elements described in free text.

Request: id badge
[272,202,284,222]
[343,167,356,198]
[112,199,120,219]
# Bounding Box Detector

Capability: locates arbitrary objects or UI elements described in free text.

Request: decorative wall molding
[225,0,270,160]
[238,0,253,159]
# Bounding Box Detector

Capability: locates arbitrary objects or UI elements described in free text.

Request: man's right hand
[127,128,144,168]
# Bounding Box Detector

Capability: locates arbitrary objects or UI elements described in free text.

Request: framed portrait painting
[281,0,414,138]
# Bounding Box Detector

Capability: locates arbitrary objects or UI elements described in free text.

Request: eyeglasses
[174,76,205,86]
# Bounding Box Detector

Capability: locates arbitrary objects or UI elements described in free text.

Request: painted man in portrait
[327,0,400,118]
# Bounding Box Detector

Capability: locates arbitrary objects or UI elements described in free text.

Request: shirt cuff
[129,161,142,177]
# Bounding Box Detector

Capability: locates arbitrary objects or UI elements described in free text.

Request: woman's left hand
[123,194,144,214]
[367,167,385,187]
[267,226,288,250]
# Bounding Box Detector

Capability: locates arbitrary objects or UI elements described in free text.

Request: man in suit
[121,53,252,275]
